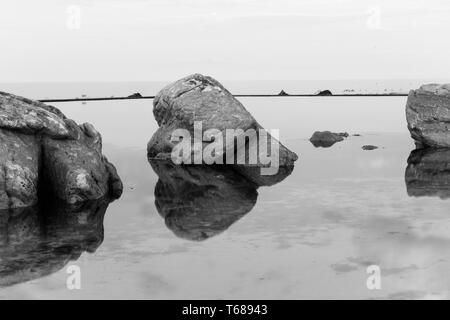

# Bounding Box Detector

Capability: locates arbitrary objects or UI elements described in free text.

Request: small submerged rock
[362,145,378,150]
[0,91,123,210]
[310,131,348,148]
[406,84,450,147]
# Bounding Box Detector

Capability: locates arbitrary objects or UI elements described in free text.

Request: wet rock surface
[149,159,295,241]
[309,131,348,148]
[147,74,298,186]
[405,148,450,199]
[406,84,450,148]
[0,91,123,210]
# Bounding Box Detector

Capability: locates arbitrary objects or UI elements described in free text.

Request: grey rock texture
[310,131,348,148]
[147,74,298,186]
[406,84,450,147]
[405,148,450,199]
[0,91,122,210]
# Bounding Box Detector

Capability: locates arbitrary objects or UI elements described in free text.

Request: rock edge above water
[406,84,450,148]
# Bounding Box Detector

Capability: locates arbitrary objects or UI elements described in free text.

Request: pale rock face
[406,84,450,148]
[0,91,123,210]
[0,130,40,209]
[0,92,73,138]
[417,83,450,96]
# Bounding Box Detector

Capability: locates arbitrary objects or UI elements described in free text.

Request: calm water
[1,96,450,299]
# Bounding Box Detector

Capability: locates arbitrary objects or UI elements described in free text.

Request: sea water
[0,83,449,299]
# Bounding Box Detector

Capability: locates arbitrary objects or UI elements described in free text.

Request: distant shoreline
[39,93,408,103]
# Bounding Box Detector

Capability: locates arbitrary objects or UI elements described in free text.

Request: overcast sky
[1,0,449,82]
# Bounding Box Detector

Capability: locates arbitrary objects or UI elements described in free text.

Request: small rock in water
[317,90,332,96]
[362,145,378,150]
[128,92,143,98]
[310,131,348,148]
[278,90,289,96]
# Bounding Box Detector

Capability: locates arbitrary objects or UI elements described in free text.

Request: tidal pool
[1,97,449,299]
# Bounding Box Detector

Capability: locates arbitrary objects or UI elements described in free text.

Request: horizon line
[39,93,409,103]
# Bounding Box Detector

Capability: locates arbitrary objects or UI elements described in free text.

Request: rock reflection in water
[149,160,294,241]
[0,197,113,287]
[405,148,450,199]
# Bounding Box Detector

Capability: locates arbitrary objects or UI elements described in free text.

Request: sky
[1,0,450,82]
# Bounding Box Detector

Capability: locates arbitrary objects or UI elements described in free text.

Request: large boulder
[405,148,450,199]
[147,74,298,186]
[0,91,123,210]
[406,84,450,147]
